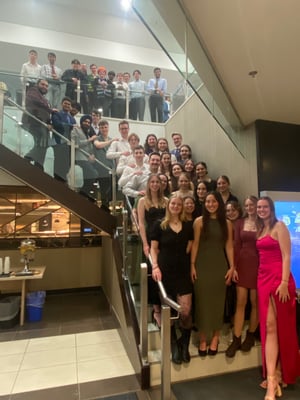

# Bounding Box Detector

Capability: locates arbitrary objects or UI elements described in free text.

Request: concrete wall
[166,94,258,200]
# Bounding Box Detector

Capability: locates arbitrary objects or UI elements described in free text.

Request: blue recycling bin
[26,291,46,322]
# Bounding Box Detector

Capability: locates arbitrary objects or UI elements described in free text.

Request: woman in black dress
[138,174,168,327]
[150,195,194,364]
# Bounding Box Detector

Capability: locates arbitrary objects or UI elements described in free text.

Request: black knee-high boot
[171,325,182,364]
[179,328,191,363]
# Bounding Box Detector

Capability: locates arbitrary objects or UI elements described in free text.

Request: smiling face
[178,173,190,191]
[257,199,272,221]
[183,197,195,215]
[205,193,219,216]
[119,123,129,139]
[225,203,240,222]
[168,196,183,216]
[196,163,207,178]
[147,135,157,148]
[159,174,168,191]
[217,177,230,193]
[148,175,161,193]
[244,198,257,217]
[149,154,160,172]
[172,134,182,148]
[157,138,168,152]
[128,134,139,149]
[184,159,194,172]
[161,153,171,166]
[172,164,183,177]
[197,182,208,201]
[180,146,190,160]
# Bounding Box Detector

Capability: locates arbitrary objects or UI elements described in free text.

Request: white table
[0,266,46,326]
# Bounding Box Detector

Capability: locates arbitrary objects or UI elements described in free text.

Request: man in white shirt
[128,69,147,121]
[20,49,42,89]
[111,73,128,119]
[40,52,63,108]
[148,67,167,123]
[106,120,131,163]
[121,145,149,198]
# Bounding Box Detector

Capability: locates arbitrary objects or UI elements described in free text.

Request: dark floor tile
[61,322,103,335]
[172,368,300,400]
[98,394,137,400]
[80,375,140,400]
[15,327,60,340]
[10,384,79,400]
[0,330,17,342]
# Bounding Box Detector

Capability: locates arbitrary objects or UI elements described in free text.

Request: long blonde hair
[160,194,184,230]
[144,174,167,209]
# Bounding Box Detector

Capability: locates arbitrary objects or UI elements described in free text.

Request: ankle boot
[179,328,191,363]
[240,330,255,352]
[171,326,182,364]
[225,334,241,358]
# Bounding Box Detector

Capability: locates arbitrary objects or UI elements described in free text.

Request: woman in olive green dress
[191,191,236,356]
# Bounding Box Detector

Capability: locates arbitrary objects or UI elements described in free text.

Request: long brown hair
[257,196,278,236]
[202,191,228,242]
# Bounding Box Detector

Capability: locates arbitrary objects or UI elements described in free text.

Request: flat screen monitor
[260,191,300,288]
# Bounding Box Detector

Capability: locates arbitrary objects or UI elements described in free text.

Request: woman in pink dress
[256,197,300,400]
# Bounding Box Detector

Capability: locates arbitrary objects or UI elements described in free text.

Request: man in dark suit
[23,79,52,170]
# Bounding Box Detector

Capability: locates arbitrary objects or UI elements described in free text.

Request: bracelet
[152,266,159,270]
[281,279,288,283]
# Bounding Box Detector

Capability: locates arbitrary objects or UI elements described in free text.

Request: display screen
[275,201,300,288]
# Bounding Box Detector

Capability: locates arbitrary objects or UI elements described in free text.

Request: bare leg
[265,296,280,399]
[199,332,207,351]
[177,293,192,329]
[234,286,248,336]
[249,288,258,332]
[210,330,220,350]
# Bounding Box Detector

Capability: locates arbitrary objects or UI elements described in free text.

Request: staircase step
[147,326,262,386]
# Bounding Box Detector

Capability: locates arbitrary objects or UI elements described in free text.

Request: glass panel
[132,0,245,155]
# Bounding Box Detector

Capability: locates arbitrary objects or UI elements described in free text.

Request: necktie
[155,78,159,89]
[51,64,56,77]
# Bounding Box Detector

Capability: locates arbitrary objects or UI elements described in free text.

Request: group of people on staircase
[137,172,299,400]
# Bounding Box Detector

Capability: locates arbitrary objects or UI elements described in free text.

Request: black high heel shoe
[152,310,161,329]
[198,348,207,357]
[208,345,219,356]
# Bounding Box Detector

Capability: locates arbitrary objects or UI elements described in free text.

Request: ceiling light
[121,0,132,11]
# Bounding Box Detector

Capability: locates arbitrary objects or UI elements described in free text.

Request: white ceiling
[180,0,300,126]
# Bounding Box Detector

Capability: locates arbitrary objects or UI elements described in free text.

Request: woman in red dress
[256,197,300,400]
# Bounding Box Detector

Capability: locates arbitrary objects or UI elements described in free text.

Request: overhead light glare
[121,0,132,11]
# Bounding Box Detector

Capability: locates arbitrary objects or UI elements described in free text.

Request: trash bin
[0,296,20,329]
[26,291,46,322]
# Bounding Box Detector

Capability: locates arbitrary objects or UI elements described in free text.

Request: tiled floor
[0,290,140,400]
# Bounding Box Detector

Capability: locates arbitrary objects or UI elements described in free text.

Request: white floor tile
[76,341,126,362]
[0,371,18,395]
[77,355,134,383]
[12,363,77,394]
[20,347,76,370]
[26,334,75,353]
[76,329,120,347]
[0,339,29,355]
[0,353,24,373]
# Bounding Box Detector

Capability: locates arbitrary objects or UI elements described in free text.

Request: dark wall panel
[256,119,300,192]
